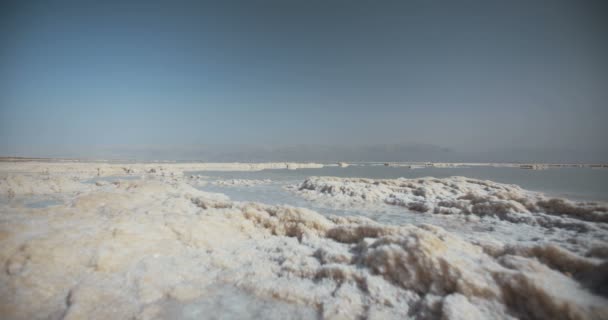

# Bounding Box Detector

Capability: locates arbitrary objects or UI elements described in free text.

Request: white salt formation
[0,161,325,180]
[292,176,608,227]
[0,174,90,196]
[1,168,607,319]
[181,178,273,188]
[211,179,273,187]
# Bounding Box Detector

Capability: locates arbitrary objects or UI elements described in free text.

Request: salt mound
[1,176,607,319]
[292,176,608,228]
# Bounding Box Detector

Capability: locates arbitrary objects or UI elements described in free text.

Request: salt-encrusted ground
[1,162,607,319]
[287,177,608,257]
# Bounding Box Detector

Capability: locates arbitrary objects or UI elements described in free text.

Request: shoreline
[2,157,607,168]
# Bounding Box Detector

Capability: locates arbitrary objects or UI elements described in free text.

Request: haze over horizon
[2,1,607,162]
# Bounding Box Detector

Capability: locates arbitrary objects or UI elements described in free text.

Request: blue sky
[1,1,607,161]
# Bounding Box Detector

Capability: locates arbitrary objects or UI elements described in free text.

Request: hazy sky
[1,1,607,161]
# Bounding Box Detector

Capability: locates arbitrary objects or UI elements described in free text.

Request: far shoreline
[1,156,607,169]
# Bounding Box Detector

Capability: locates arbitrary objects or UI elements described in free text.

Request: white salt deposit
[0,174,90,196]
[211,179,273,187]
[291,176,608,227]
[1,163,607,319]
[0,161,325,179]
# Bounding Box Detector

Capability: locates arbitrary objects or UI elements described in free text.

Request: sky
[1,0,607,162]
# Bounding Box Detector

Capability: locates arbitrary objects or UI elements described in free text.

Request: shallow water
[0,196,64,209]
[25,198,63,208]
[82,175,142,184]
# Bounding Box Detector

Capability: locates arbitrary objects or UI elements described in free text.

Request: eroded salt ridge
[211,179,273,187]
[180,177,274,188]
[291,176,608,228]
[0,174,92,197]
[1,177,607,319]
[0,161,325,178]
[0,161,322,196]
